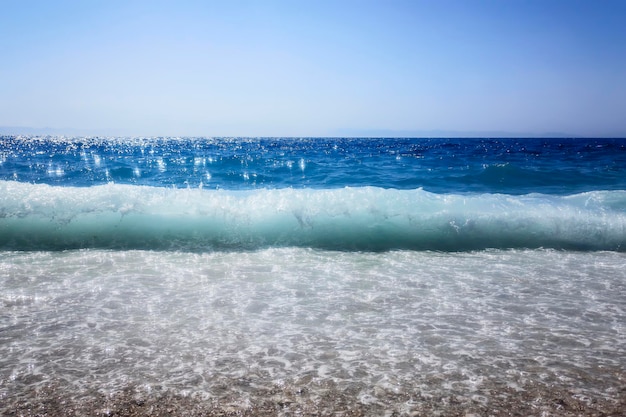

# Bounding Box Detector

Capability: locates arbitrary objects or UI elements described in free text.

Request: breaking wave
[1,181,625,251]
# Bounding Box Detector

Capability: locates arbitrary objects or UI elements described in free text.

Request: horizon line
[1,125,625,139]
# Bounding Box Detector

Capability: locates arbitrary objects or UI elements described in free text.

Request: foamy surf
[1,180,624,251]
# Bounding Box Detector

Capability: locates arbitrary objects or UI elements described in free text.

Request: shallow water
[1,248,624,414]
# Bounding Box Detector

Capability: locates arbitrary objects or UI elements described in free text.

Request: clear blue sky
[1,0,625,137]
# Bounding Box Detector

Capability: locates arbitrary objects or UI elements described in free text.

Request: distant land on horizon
[1,125,624,139]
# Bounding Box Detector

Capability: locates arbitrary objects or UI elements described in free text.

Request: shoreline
[4,378,625,417]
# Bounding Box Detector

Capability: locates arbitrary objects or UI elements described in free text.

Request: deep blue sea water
[1,136,625,414]
[2,136,626,193]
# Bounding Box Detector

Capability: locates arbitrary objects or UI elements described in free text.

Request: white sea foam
[0,181,625,251]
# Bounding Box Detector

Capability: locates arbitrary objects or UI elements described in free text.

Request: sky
[1,0,625,137]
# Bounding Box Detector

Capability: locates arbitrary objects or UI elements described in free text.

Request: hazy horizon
[0,125,614,139]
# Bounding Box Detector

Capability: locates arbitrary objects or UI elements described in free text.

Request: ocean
[1,136,625,415]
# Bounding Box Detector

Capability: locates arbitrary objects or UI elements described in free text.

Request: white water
[2,181,626,251]
[1,249,624,410]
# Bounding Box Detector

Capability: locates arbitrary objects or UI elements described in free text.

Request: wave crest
[1,181,624,251]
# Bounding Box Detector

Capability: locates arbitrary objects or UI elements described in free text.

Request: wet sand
[4,376,625,417]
